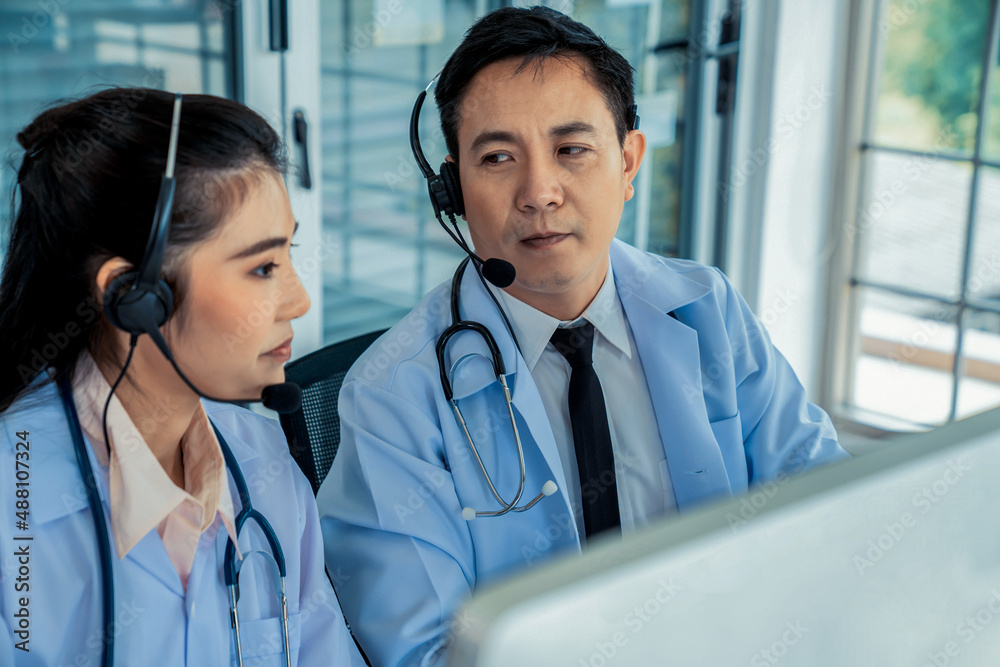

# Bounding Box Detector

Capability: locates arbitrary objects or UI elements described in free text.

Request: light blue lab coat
[0,381,365,666]
[318,239,849,667]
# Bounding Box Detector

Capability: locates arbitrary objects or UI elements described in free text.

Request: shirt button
[190,602,196,617]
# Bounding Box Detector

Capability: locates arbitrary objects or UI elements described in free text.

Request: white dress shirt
[492,263,677,541]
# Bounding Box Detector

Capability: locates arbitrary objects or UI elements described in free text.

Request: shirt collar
[492,260,631,371]
[70,353,238,560]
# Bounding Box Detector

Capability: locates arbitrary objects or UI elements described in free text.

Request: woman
[0,88,365,666]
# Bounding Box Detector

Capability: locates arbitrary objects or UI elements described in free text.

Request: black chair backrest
[279,329,387,494]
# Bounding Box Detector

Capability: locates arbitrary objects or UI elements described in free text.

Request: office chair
[279,329,387,494]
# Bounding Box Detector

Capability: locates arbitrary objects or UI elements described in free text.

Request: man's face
[453,55,645,319]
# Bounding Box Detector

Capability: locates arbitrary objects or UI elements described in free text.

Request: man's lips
[520,232,569,249]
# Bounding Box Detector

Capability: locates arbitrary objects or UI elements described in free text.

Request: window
[843,0,1000,428]
[317,0,708,344]
[0,0,237,245]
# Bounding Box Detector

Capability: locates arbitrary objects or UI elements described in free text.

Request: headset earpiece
[103,270,174,337]
[438,161,464,217]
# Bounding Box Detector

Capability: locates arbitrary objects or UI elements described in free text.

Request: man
[318,7,848,666]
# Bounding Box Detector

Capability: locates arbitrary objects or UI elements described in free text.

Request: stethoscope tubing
[57,374,289,667]
[438,260,556,519]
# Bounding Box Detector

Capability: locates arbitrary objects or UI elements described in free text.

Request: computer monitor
[448,407,1000,666]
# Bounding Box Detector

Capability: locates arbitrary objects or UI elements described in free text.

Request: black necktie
[550,322,621,538]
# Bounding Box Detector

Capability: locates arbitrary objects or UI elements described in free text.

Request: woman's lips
[263,337,293,361]
[521,233,569,249]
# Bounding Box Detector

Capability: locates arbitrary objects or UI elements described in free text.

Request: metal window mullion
[341,0,354,290]
[677,0,710,261]
[858,142,976,163]
[844,0,891,411]
[711,0,741,271]
[850,0,891,282]
[849,277,962,307]
[949,0,1000,422]
[199,3,211,98]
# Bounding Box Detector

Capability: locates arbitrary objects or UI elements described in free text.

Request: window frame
[827,0,1000,431]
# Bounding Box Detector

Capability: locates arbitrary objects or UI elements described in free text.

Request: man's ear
[622,130,647,202]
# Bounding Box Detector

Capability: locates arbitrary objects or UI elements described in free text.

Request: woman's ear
[95,257,136,300]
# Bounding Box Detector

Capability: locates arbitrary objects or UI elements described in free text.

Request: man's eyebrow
[550,121,598,138]
[469,130,517,154]
[228,221,298,260]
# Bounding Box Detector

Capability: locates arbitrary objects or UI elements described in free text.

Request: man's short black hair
[434,6,636,160]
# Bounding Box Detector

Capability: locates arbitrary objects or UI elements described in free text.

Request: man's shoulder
[610,239,731,308]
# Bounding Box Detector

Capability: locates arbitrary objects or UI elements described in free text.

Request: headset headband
[135,92,182,291]
[409,78,437,179]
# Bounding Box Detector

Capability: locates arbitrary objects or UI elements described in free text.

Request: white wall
[729,0,853,399]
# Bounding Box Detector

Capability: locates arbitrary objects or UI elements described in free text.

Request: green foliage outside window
[875,0,997,154]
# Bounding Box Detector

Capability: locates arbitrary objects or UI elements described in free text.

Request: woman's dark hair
[434,5,635,160]
[0,87,287,412]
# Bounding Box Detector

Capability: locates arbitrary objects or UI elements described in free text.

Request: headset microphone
[481,258,516,289]
[409,84,516,289]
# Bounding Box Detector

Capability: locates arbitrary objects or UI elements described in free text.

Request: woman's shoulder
[0,379,68,451]
[203,401,302,473]
[203,401,286,452]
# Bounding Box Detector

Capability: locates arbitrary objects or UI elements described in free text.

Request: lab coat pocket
[658,458,675,505]
[230,611,302,666]
[709,412,747,488]
[709,412,742,449]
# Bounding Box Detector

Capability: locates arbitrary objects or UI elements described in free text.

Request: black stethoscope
[56,373,291,667]
[436,258,557,521]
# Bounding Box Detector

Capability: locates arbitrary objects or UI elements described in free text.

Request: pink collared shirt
[71,353,240,590]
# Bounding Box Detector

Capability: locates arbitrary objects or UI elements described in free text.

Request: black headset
[408,77,640,291]
[409,85,464,219]
[408,84,639,223]
[103,92,182,339]
[96,92,301,414]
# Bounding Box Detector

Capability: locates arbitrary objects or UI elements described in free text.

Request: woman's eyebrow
[228,221,298,260]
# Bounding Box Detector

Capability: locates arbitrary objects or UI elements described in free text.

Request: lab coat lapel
[28,384,186,596]
[611,241,734,509]
[124,528,186,596]
[444,263,575,527]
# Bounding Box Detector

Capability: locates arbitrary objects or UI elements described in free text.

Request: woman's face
[161,170,310,400]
